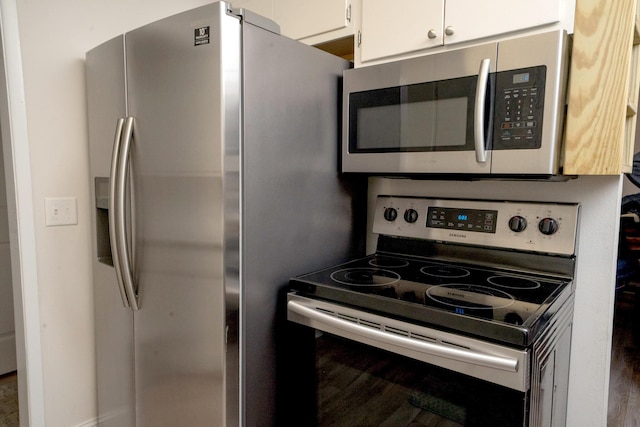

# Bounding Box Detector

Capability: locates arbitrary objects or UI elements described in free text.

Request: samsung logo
[447,291,466,299]
[449,233,467,238]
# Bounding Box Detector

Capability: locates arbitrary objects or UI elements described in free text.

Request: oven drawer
[287,293,529,392]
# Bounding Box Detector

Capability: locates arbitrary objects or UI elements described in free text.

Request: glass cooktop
[289,253,573,347]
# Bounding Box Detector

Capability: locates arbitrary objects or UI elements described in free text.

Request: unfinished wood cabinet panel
[314,35,355,61]
[564,0,639,175]
[624,9,640,171]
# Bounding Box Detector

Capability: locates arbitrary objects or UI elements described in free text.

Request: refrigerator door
[86,36,135,427]
[90,2,359,426]
[124,3,238,426]
[240,24,354,426]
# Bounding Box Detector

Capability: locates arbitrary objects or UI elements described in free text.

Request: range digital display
[426,296,494,320]
[427,207,498,233]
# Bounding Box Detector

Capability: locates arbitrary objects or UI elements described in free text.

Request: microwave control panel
[493,65,546,151]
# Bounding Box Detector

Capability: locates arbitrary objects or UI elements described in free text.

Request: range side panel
[86,35,136,427]
[241,22,360,426]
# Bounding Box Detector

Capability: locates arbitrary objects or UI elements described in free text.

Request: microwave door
[342,43,497,175]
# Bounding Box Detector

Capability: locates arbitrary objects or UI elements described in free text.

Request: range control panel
[426,206,498,234]
[373,196,579,256]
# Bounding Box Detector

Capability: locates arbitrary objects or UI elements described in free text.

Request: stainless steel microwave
[342,30,570,177]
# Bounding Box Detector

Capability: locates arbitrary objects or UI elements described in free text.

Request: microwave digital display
[512,72,530,84]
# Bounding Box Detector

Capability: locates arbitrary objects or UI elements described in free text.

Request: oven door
[284,293,529,426]
[341,42,497,175]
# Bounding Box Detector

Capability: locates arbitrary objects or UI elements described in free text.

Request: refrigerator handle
[109,118,131,308]
[114,116,140,311]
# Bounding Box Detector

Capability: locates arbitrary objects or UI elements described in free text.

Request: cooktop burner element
[487,275,541,290]
[421,265,470,278]
[329,268,401,286]
[289,197,579,347]
[368,258,410,268]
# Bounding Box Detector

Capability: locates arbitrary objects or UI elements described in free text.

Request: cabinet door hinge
[346,3,352,22]
[357,30,362,47]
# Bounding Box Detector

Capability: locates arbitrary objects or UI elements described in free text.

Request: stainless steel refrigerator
[86,2,360,425]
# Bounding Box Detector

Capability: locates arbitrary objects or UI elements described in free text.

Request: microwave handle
[474,58,491,163]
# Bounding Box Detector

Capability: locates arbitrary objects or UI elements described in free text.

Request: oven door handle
[288,299,518,373]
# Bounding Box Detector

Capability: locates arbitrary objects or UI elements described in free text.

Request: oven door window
[315,332,525,426]
[348,75,493,154]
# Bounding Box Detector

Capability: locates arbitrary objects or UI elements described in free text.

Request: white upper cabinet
[275,0,353,45]
[231,0,573,66]
[357,0,565,65]
[230,0,275,21]
[360,0,443,62]
[444,0,561,44]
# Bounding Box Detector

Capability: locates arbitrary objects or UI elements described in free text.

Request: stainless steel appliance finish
[342,30,571,177]
[372,197,578,255]
[288,196,579,426]
[86,3,357,426]
[288,293,531,391]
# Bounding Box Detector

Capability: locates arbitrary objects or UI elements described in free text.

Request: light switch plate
[45,197,78,226]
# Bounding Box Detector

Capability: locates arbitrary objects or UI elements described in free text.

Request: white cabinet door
[360,0,443,62]
[444,0,561,46]
[275,0,351,43]
[358,0,563,64]
[229,0,275,20]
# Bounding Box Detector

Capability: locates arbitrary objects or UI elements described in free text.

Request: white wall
[368,175,623,427]
[10,1,215,425]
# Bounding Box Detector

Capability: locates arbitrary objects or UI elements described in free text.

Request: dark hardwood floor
[0,293,633,427]
[608,288,640,426]
[0,370,18,426]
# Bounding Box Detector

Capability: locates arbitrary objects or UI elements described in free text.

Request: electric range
[289,196,580,348]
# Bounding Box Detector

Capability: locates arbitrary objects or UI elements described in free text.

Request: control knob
[538,217,559,235]
[383,207,398,222]
[504,312,524,325]
[508,215,527,232]
[404,208,419,223]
